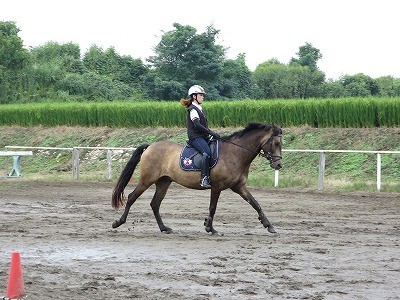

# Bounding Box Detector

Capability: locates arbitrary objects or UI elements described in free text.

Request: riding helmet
[188,85,206,97]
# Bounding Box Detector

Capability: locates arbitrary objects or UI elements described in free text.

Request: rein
[222,133,282,163]
[224,140,258,155]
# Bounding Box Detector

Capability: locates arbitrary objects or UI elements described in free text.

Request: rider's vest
[187,104,209,140]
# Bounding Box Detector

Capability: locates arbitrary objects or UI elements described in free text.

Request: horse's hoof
[112,220,119,228]
[162,227,173,234]
[268,225,277,234]
[211,230,222,236]
[205,227,221,236]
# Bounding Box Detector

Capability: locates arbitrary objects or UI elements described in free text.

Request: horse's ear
[272,124,282,135]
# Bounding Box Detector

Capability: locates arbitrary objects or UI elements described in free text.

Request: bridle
[222,132,282,164]
[259,134,282,163]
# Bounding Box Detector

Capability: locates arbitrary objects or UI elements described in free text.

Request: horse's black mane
[221,122,281,141]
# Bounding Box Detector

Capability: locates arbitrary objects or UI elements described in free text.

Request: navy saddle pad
[179,140,219,171]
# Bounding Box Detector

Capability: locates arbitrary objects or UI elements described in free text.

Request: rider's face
[195,93,205,104]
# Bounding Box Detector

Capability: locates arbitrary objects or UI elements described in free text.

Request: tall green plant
[0,98,399,128]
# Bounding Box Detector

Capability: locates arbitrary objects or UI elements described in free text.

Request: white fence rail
[5,146,136,180]
[276,149,400,191]
[4,146,400,191]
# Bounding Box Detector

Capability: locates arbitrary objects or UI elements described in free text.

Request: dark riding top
[186,104,209,140]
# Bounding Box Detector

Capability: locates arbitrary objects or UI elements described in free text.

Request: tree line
[1,21,400,104]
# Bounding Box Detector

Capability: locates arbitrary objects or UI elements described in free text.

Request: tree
[253,59,287,98]
[376,76,399,97]
[393,78,400,96]
[219,53,253,99]
[147,23,226,100]
[25,42,85,99]
[286,64,313,98]
[83,45,119,76]
[340,73,380,97]
[31,42,82,69]
[57,72,136,101]
[290,42,322,72]
[114,55,149,88]
[321,80,348,98]
[83,45,148,87]
[0,21,31,103]
[253,57,325,99]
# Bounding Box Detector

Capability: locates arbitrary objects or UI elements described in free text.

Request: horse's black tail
[111,144,149,209]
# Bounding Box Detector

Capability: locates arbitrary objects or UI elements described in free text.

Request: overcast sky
[2,0,399,80]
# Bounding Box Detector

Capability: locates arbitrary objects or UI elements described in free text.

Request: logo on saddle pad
[179,140,219,171]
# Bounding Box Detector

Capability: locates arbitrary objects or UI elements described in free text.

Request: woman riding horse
[112,122,282,235]
[180,85,220,188]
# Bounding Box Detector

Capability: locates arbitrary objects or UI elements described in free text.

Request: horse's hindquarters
[140,141,204,188]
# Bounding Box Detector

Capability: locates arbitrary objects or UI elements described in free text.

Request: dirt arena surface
[0,181,399,299]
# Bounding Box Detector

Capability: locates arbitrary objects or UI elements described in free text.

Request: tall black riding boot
[200,153,211,188]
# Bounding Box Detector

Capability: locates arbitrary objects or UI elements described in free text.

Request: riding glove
[209,131,221,139]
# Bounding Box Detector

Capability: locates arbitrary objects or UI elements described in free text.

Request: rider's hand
[209,131,220,139]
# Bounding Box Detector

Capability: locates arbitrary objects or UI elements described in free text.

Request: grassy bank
[1,125,399,192]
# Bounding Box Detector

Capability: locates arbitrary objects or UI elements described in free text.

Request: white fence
[276,149,400,191]
[4,146,136,180]
[4,146,400,191]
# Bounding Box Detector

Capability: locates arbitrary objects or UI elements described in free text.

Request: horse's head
[222,122,283,170]
[260,124,282,170]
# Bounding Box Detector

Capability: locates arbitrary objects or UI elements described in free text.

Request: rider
[180,85,220,188]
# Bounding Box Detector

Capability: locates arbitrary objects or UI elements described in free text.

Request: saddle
[179,140,220,171]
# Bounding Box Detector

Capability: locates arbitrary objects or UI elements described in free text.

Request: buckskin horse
[111,122,282,235]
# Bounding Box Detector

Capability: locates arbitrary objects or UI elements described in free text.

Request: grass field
[0,98,399,127]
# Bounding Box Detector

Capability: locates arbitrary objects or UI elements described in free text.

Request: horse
[111,122,283,235]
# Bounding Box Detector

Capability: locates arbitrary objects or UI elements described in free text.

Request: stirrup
[200,176,211,188]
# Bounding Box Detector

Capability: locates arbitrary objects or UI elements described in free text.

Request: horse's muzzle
[269,156,282,170]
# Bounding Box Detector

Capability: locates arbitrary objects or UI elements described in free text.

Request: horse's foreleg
[112,183,148,228]
[204,189,221,235]
[150,177,172,233]
[231,185,276,233]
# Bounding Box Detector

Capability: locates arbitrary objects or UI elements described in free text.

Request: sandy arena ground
[0,181,399,299]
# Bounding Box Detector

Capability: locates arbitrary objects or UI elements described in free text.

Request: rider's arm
[190,109,220,138]
[193,118,210,134]
[193,119,220,139]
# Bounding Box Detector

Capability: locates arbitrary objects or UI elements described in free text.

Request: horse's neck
[238,130,268,151]
[228,131,267,161]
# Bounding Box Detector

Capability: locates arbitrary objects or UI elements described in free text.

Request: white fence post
[377,153,382,191]
[72,148,80,180]
[318,152,326,191]
[274,170,279,187]
[107,149,112,180]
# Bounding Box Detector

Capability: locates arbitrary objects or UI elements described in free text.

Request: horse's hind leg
[150,177,172,233]
[112,182,150,228]
[231,184,276,233]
